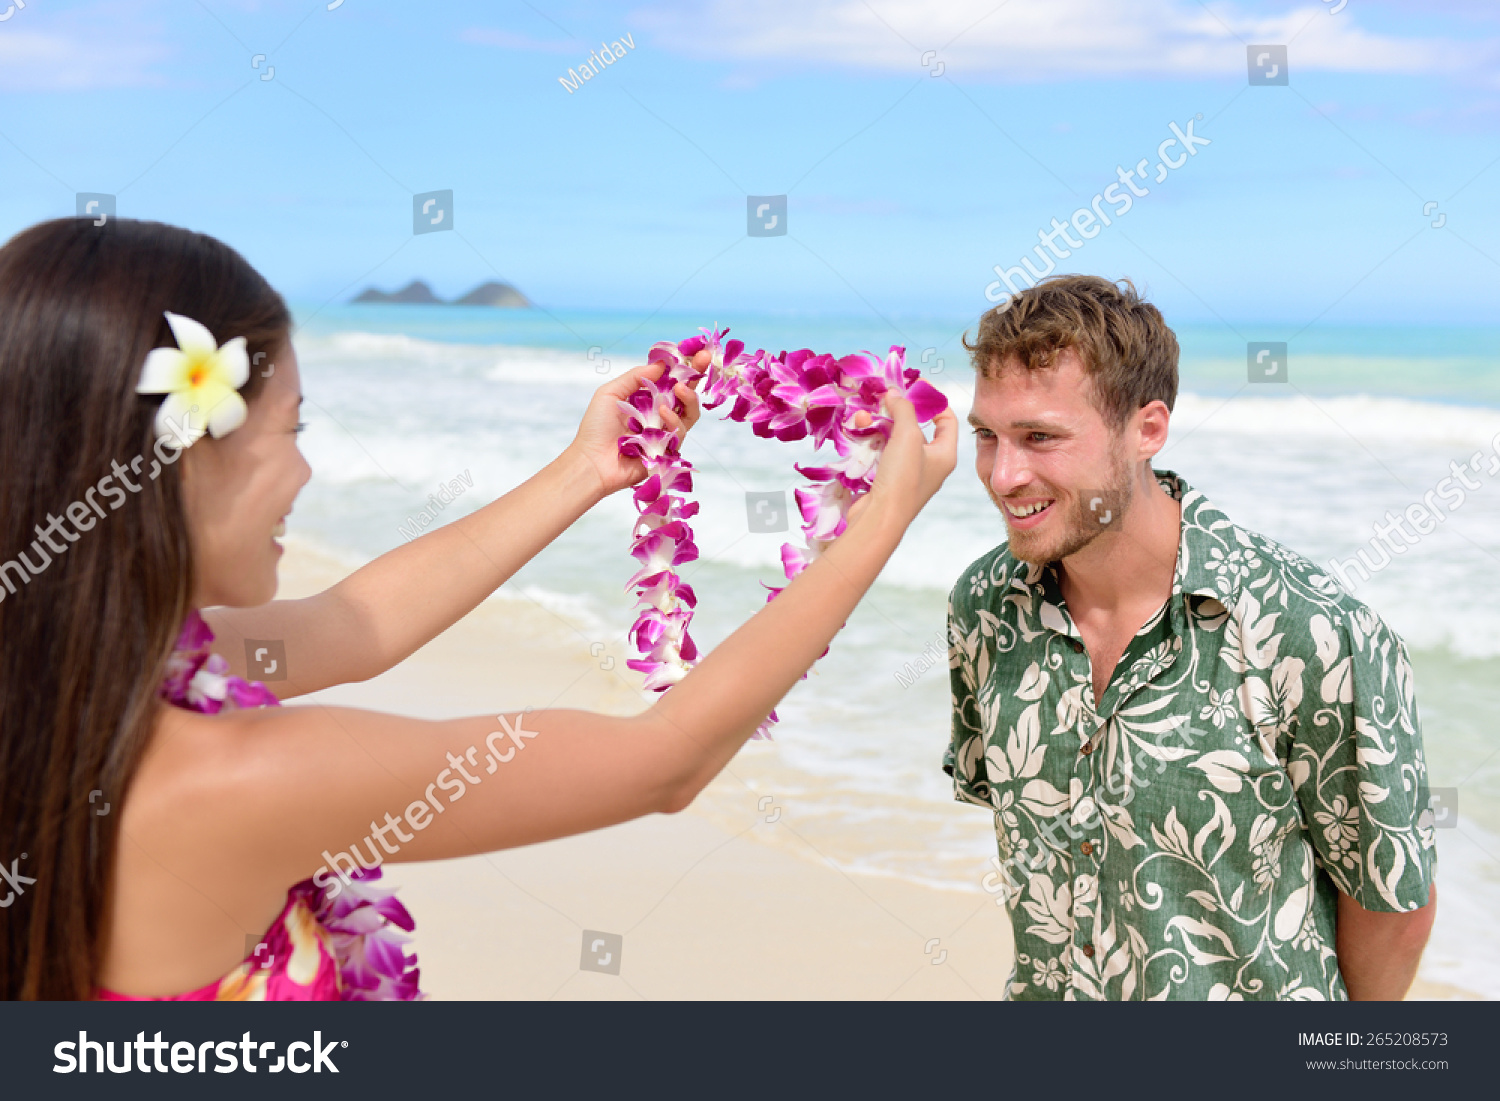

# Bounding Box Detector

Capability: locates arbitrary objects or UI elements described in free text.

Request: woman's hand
[847,392,958,530]
[566,354,706,498]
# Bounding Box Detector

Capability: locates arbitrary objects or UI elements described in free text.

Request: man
[944,275,1436,1000]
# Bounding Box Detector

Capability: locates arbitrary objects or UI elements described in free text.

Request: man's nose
[988,439,1032,497]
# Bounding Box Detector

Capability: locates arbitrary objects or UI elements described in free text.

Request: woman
[0,217,956,1000]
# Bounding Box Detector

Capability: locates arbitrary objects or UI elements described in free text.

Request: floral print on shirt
[944,470,1436,1000]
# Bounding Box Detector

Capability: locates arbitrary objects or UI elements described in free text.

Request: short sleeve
[944,574,993,810]
[1290,607,1436,912]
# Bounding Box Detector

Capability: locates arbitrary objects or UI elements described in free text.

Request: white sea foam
[1171,391,1500,447]
[298,330,617,385]
[494,584,613,639]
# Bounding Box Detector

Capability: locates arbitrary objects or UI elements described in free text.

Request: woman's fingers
[923,407,960,493]
[590,362,655,411]
[609,351,712,398]
[927,407,959,460]
[675,381,702,428]
[590,360,700,444]
[882,391,919,443]
[864,393,958,517]
[657,380,703,440]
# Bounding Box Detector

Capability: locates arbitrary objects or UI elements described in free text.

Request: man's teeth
[272,520,287,538]
[1006,501,1051,518]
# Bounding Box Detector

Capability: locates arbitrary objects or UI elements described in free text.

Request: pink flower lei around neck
[616,328,949,739]
[157,610,424,1001]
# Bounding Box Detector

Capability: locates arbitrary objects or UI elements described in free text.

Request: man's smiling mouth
[1004,499,1054,520]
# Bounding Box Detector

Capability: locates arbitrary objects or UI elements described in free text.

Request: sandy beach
[277,539,1480,1001]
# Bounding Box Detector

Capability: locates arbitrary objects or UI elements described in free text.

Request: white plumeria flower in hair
[135,312,251,447]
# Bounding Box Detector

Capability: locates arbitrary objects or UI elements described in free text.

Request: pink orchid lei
[159,611,423,1001]
[617,329,948,738]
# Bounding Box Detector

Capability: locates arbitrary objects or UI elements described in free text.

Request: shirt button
[1080,742,1093,756]
[1071,639,1084,653]
[1080,841,1094,856]
[1082,944,1095,958]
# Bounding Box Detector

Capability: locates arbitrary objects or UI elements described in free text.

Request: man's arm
[1336,884,1436,1000]
[1290,606,1438,1000]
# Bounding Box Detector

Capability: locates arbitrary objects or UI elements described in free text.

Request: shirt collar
[1016,469,1240,636]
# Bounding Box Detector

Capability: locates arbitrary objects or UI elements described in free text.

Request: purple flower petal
[903,378,949,422]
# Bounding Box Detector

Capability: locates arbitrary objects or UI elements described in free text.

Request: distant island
[351,279,531,308]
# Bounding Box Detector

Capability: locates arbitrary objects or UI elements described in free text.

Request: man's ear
[1134,400,1171,462]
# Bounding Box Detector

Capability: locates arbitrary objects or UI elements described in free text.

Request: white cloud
[633,0,1498,82]
[0,9,172,91]
[459,28,577,54]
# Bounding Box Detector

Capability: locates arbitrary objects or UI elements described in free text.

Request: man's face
[969,348,1134,564]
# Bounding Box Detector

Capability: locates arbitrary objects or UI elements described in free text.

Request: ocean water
[287,305,1500,998]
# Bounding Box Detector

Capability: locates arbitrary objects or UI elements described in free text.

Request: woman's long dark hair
[0,218,290,999]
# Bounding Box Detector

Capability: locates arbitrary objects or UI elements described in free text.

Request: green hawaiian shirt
[944,470,1436,1001]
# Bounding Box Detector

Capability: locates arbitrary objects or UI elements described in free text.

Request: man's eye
[295,421,309,434]
[973,427,995,440]
[1028,432,1051,443]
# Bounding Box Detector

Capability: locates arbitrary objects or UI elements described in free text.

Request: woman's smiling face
[180,346,311,609]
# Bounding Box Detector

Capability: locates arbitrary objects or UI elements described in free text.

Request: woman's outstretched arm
[202,361,701,698]
[122,395,958,961]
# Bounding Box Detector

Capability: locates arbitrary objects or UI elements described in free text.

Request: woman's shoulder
[101,705,316,997]
[105,702,428,999]
[135,702,295,816]
[132,699,458,870]
[127,703,338,889]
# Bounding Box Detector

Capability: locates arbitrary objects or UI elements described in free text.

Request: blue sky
[1,0,1496,325]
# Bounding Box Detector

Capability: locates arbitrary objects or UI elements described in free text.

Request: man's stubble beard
[990,445,1136,565]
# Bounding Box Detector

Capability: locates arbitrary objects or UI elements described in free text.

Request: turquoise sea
[286,304,1500,997]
